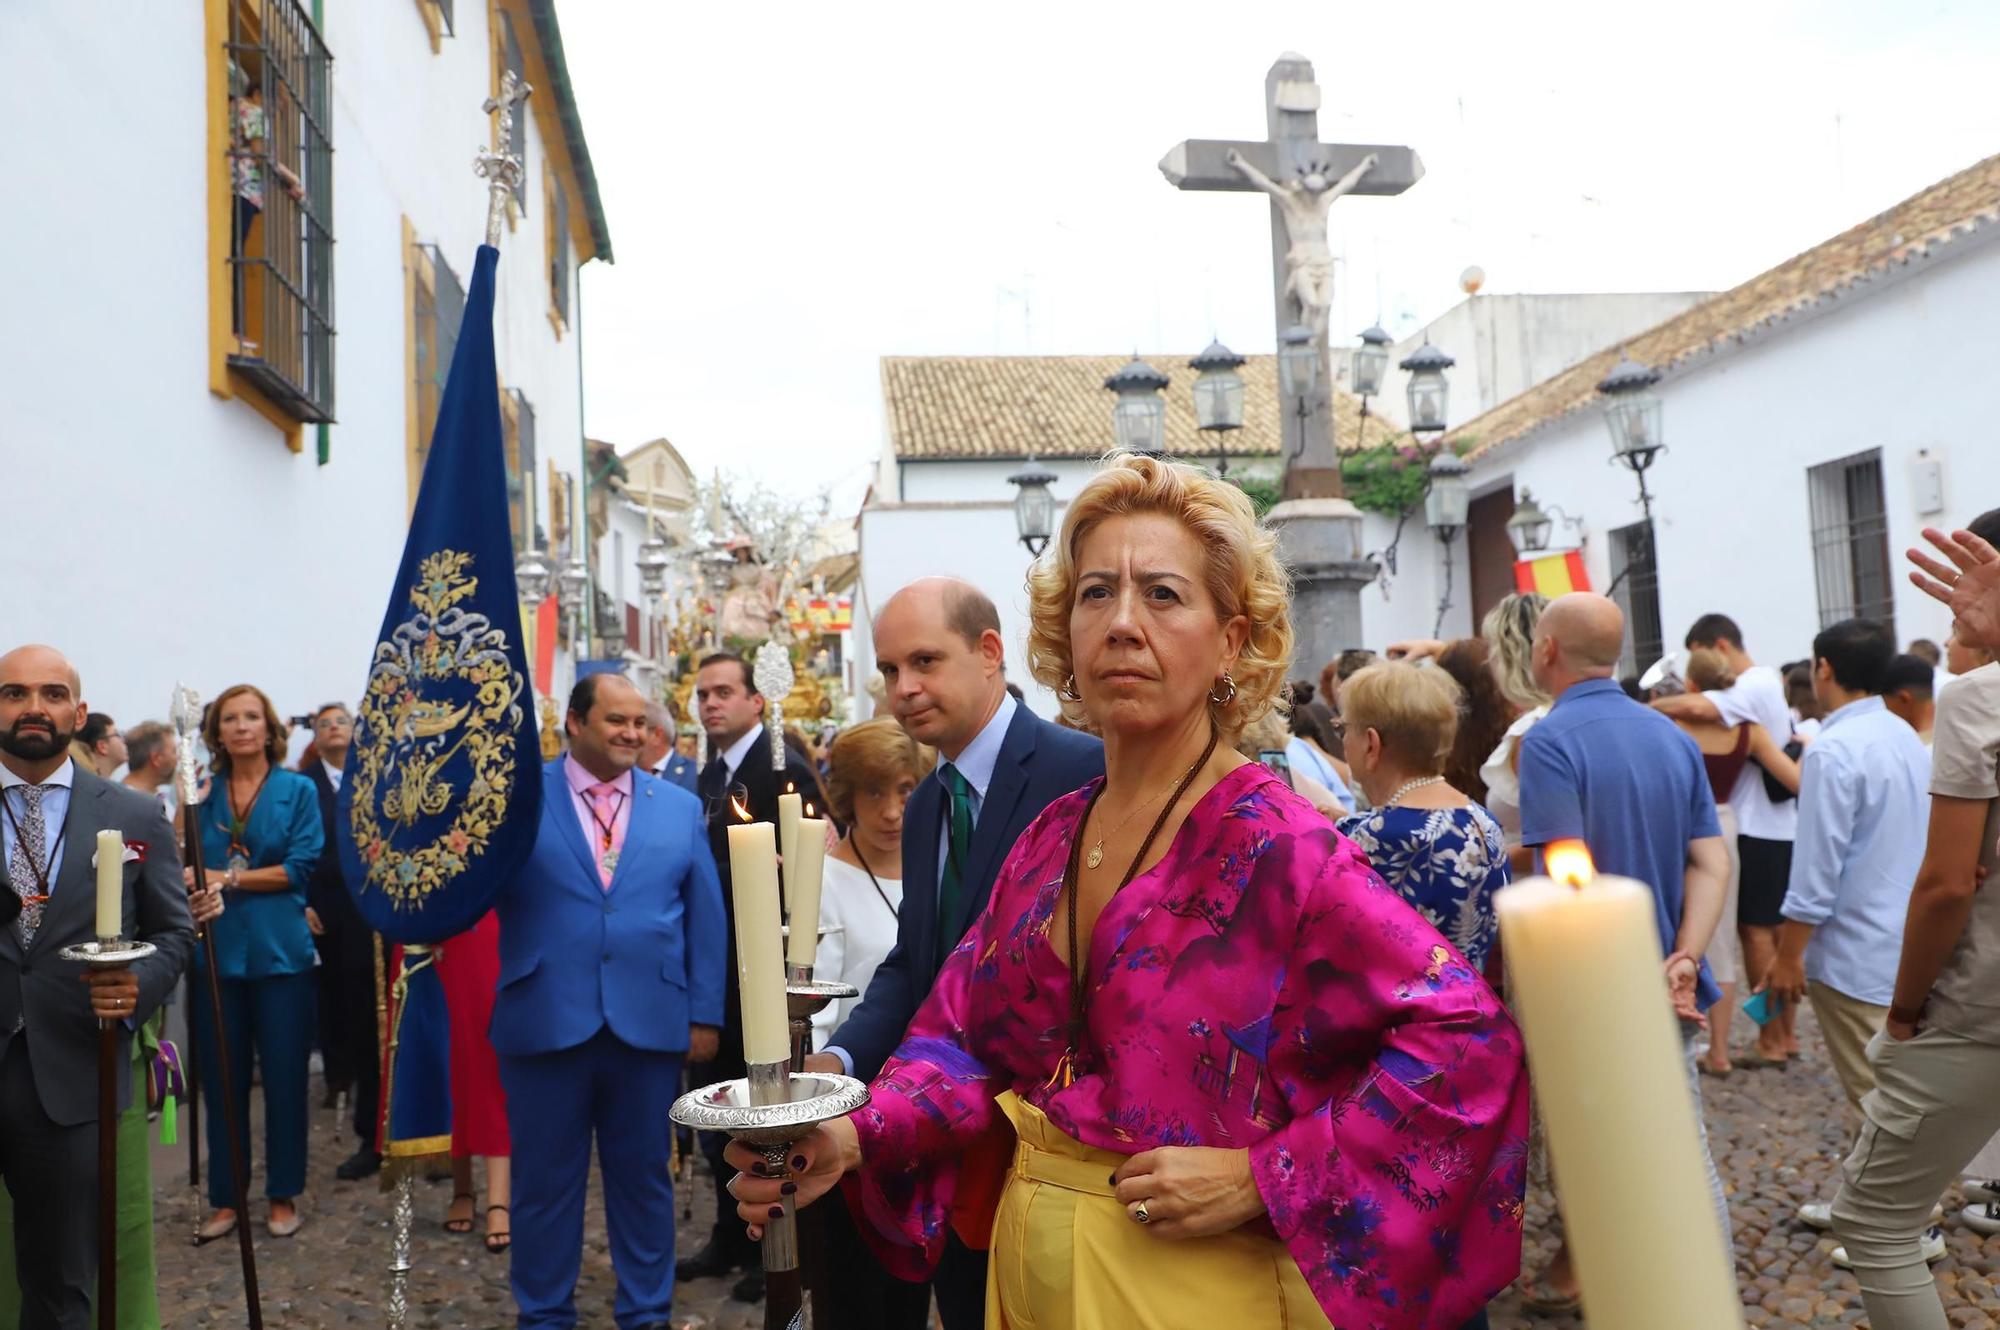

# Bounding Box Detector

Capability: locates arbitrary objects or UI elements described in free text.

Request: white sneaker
[1830,1226,1947,1269]
[1965,1178,2000,1205]
[1962,1202,2000,1235]
[1798,1201,1833,1230]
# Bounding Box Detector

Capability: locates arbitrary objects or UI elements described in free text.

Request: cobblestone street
[150,1005,2000,1328]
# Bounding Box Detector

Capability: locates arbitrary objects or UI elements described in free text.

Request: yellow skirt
[985,1092,1332,1330]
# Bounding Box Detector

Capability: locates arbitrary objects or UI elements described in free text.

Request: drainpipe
[314,0,330,466]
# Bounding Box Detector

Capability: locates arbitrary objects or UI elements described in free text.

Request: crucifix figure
[1160,53,1422,675]
[1225,148,1378,331]
[475,71,533,248]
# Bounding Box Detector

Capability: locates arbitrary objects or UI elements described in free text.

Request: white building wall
[1373,235,2000,664]
[0,2,591,730]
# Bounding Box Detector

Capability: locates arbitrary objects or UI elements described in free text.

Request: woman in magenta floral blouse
[731,454,1528,1329]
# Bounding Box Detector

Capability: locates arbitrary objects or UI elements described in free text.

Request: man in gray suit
[0,645,194,1330]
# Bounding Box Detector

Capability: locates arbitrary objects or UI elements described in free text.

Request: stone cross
[475,72,533,248]
[1160,52,1421,499]
[1160,53,1422,673]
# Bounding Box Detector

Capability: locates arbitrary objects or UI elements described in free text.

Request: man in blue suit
[808,577,1102,1330]
[490,673,727,1330]
[639,701,698,795]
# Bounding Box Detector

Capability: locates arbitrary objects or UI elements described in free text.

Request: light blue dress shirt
[1779,695,1932,1005]
[0,758,75,890]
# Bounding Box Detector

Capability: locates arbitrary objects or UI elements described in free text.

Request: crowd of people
[6,460,2000,1328]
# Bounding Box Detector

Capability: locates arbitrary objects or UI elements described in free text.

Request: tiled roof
[881,354,1399,461]
[1448,153,2000,461]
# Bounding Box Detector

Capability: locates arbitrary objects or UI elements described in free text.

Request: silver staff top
[474,70,533,249]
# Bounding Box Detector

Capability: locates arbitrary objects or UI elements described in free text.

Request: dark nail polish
[792,1155,808,1170]
[780,1182,797,1195]
[1108,1173,1118,1186]
[768,1205,784,1219]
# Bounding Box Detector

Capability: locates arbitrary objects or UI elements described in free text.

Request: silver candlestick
[672,1070,869,1330]
[751,638,796,773]
[786,967,858,1073]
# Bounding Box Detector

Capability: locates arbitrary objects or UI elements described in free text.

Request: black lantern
[1401,340,1455,435]
[1351,324,1392,399]
[1009,454,1058,556]
[1424,451,1471,539]
[1189,340,1246,433]
[1505,490,1554,555]
[1277,323,1319,400]
[1104,355,1170,456]
[1600,353,1664,472]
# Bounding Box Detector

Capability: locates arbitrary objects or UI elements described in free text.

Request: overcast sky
[564,0,2000,511]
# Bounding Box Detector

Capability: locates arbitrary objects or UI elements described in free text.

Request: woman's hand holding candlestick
[726,1118,862,1239]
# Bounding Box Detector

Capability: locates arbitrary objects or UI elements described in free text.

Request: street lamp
[1008,454,1058,557]
[1277,323,1318,400]
[1104,355,1170,456]
[1505,490,1555,555]
[1189,340,1245,475]
[1401,340,1455,435]
[556,556,590,646]
[1600,353,1664,473]
[513,546,552,603]
[1351,324,1392,399]
[1425,451,1471,635]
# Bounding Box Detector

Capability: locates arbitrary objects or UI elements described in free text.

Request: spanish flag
[1515,550,1591,597]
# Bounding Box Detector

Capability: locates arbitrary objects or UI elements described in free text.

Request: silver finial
[168,683,206,808]
[474,71,533,248]
[751,638,795,773]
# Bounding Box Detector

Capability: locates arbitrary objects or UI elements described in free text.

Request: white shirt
[810,855,904,1048]
[719,727,763,785]
[1706,664,1797,841]
[320,760,344,792]
[1479,705,1548,848]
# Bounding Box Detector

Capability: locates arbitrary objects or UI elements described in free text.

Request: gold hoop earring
[1209,673,1237,706]
[1060,674,1082,702]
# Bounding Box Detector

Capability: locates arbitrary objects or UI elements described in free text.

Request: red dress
[439,910,510,1157]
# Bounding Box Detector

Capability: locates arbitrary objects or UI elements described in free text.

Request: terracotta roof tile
[1448,153,2000,461]
[881,354,1398,461]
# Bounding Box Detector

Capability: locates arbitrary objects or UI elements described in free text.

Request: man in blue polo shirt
[1513,593,1733,1314]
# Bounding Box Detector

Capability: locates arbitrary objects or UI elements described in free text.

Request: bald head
[877,577,1001,654]
[1532,594,1626,695]
[874,577,1007,758]
[0,644,86,775]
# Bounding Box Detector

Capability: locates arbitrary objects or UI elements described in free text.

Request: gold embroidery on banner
[349,550,526,913]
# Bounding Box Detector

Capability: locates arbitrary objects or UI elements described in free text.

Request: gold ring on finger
[1133,1199,1151,1225]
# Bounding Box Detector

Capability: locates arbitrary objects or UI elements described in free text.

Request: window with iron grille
[549,173,571,327]
[1808,449,1895,636]
[503,388,537,553]
[225,0,336,422]
[497,12,528,214]
[411,243,466,487]
[1610,519,1664,677]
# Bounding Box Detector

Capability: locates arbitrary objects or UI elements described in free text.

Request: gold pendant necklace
[1085,747,1210,870]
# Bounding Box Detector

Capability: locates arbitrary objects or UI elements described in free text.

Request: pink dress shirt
[564,758,633,889]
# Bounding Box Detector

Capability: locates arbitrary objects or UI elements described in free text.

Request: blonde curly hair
[1025,452,1293,738]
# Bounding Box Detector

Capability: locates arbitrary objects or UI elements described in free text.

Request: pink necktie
[587,783,621,888]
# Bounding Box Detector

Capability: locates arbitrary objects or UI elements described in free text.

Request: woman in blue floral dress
[1335,662,1509,971]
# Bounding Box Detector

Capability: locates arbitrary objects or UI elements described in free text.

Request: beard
[0,716,72,762]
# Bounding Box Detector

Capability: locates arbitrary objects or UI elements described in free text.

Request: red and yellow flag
[1514,550,1590,598]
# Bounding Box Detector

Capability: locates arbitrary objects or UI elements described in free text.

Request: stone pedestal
[1267,496,1379,679]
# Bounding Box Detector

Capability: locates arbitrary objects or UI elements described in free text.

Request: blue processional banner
[336,243,541,1158]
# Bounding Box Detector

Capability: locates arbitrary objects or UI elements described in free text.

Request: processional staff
[169,684,265,1328]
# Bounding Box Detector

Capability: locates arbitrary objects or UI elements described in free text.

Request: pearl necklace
[1383,775,1446,808]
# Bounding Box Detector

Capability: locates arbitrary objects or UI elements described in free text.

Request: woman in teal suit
[188,683,323,1243]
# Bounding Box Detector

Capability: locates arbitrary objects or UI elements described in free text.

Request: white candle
[784,814,828,969]
[776,788,802,911]
[95,829,123,941]
[726,819,790,1068]
[1494,842,1742,1330]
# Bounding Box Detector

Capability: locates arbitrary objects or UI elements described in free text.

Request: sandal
[443,1192,476,1235]
[484,1204,511,1254]
[1517,1270,1583,1314]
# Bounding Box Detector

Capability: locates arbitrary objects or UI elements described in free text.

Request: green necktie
[935,763,976,967]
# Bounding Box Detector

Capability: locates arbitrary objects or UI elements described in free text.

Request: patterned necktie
[6,785,49,945]
[934,764,976,967]
[587,783,621,889]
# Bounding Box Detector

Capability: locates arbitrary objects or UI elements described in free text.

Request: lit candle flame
[730,792,753,823]
[784,780,796,795]
[1545,839,1595,889]
[804,801,817,819]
